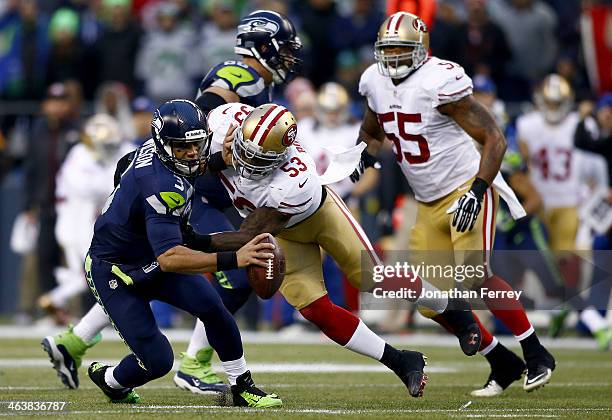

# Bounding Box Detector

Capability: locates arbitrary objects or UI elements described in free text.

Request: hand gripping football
[246,235,285,299]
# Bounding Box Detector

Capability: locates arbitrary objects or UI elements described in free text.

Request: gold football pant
[277,188,381,310]
[409,179,499,290]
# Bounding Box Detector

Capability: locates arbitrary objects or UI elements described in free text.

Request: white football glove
[447,178,489,232]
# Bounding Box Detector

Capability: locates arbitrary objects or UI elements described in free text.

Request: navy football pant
[85,254,243,388]
[190,197,252,313]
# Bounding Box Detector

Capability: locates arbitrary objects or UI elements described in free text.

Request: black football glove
[446,178,489,233]
[350,149,381,183]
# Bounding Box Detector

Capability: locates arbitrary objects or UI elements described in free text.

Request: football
[246,235,285,299]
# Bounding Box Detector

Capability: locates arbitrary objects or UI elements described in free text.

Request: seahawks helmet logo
[238,18,279,36]
[151,110,164,136]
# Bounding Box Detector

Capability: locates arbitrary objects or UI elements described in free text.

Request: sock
[104,366,124,389]
[479,336,499,356]
[416,278,448,314]
[186,319,210,358]
[519,329,542,359]
[481,275,533,337]
[73,304,109,343]
[431,298,474,334]
[473,313,495,352]
[580,307,608,333]
[344,320,386,360]
[379,343,402,370]
[221,355,247,386]
[299,295,360,345]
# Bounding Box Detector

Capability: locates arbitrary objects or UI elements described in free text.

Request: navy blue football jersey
[195,60,272,107]
[89,139,193,266]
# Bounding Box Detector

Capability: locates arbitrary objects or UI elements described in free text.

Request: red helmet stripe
[258,108,289,145]
[394,13,405,33]
[249,104,278,143]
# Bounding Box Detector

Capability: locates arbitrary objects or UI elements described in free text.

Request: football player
[78,99,281,407]
[192,102,495,398]
[354,12,555,395]
[42,9,302,394]
[38,115,134,324]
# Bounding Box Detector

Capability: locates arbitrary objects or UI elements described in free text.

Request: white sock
[344,320,386,360]
[416,279,448,314]
[186,319,211,358]
[580,307,608,333]
[104,366,124,389]
[514,325,535,341]
[221,355,247,386]
[73,304,109,343]
[479,336,498,356]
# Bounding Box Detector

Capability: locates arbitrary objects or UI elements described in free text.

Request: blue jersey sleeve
[138,169,193,257]
[195,61,271,107]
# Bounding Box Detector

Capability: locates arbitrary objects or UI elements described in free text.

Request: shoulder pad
[201,61,260,92]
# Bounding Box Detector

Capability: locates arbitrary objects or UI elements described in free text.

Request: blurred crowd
[0,0,611,340]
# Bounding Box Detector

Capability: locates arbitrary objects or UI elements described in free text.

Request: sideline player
[354,12,555,395]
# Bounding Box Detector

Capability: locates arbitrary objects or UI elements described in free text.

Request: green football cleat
[594,328,612,351]
[174,348,228,394]
[88,362,140,403]
[231,371,282,408]
[548,308,570,338]
[41,325,101,389]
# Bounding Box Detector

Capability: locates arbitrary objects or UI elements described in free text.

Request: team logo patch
[282,124,297,146]
[238,17,279,36]
[109,279,118,290]
[412,18,428,33]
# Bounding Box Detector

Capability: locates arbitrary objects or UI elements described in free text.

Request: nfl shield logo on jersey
[109,279,118,290]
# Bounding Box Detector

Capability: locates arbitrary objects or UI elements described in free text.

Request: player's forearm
[209,231,255,251]
[359,127,384,156]
[157,245,220,273]
[476,132,506,186]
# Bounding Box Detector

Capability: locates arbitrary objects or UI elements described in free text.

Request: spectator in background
[488,0,558,101]
[295,0,340,87]
[198,0,238,72]
[452,0,511,90]
[95,0,142,93]
[94,81,135,141]
[130,95,155,146]
[135,2,199,104]
[45,8,89,90]
[386,0,437,29]
[0,0,49,101]
[284,77,316,121]
[23,82,81,300]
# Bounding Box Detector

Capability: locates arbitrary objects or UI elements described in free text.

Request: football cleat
[471,344,525,397]
[523,346,556,392]
[594,328,612,351]
[391,350,428,398]
[173,349,228,394]
[231,371,282,408]
[457,322,482,357]
[88,362,140,403]
[41,326,101,389]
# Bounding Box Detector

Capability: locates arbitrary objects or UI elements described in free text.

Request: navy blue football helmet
[151,99,210,177]
[235,10,302,84]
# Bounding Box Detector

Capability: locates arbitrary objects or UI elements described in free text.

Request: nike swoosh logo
[230,72,243,79]
[298,179,308,188]
[456,75,464,80]
[170,197,181,205]
[525,372,548,384]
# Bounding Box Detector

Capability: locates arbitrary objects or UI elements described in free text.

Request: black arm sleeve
[195,91,228,115]
[114,150,136,187]
[207,151,228,172]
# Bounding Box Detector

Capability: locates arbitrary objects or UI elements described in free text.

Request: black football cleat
[472,344,525,397]
[88,362,140,403]
[231,371,282,408]
[391,350,428,398]
[524,346,556,392]
[457,322,482,357]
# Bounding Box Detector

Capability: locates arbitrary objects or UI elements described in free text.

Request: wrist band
[470,177,489,200]
[217,251,238,271]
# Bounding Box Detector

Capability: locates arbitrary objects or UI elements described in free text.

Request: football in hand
[246,235,285,299]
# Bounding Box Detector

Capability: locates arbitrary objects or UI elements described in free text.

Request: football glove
[446,178,489,233]
[350,149,381,183]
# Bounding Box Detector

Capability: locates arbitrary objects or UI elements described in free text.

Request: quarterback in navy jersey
[82,100,281,408]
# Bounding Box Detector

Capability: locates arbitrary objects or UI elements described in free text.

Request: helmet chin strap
[248,46,286,84]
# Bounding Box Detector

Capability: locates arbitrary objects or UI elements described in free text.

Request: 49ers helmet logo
[412,18,428,33]
[282,124,297,146]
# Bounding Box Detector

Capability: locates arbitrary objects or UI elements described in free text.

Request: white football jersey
[297,117,360,199]
[517,111,580,208]
[208,103,323,227]
[359,57,481,202]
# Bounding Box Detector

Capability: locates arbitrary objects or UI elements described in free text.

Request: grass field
[0,336,611,419]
